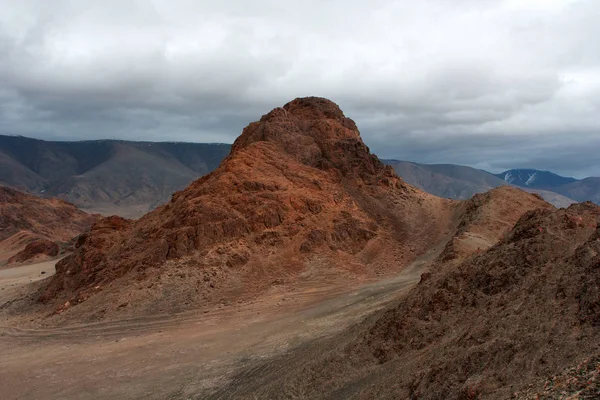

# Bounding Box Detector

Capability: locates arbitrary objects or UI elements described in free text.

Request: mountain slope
[36,97,457,320]
[385,160,577,208]
[556,177,600,204]
[213,201,600,399]
[0,187,97,265]
[0,135,231,217]
[438,186,555,262]
[49,144,201,213]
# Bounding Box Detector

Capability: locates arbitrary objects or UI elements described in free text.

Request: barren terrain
[0,242,443,400]
[2,98,591,399]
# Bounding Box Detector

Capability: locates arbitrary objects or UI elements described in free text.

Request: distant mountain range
[1,134,598,216]
[494,168,600,205]
[383,161,600,208]
[0,135,230,217]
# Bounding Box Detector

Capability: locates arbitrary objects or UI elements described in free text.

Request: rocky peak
[277,97,350,123]
[230,97,389,182]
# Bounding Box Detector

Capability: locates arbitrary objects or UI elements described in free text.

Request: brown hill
[38,97,457,317]
[439,186,554,262]
[219,202,600,399]
[0,187,97,265]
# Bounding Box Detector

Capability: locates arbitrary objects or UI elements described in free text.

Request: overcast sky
[1,0,599,178]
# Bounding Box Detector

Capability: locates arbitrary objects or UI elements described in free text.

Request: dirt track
[0,252,435,400]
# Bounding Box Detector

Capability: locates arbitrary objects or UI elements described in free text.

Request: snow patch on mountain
[526,172,537,186]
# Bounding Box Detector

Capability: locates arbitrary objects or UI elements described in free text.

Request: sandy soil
[0,259,57,289]
[0,249,437,400]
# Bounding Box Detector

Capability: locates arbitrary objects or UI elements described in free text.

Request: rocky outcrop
[359,202,600,398]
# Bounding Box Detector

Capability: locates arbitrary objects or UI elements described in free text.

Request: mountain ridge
[2,133,599,216]
[0,134,231,218]
[384,160,600,207]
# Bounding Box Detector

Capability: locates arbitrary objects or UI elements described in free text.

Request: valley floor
[0,259,57,293]
[0,253,434,399]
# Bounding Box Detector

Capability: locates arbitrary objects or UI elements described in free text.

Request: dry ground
[0,247,440,400]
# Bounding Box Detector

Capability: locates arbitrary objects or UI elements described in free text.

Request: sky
[1,0,599,178]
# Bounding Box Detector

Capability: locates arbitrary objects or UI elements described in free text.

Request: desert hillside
[0,187,98,265]
[213,201,600,399]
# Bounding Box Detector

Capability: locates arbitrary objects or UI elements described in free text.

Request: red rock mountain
[0,187,98,265]
[41,97,457,312]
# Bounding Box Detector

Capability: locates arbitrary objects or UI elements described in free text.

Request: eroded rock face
[40,97,455,309]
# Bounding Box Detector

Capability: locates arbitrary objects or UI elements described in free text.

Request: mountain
[495,169,600,205]
[0,187,98,265]
[438,186,555,262]
[33,97,465,319]
[556,177,600,204]
[384,161,506,199]
[211,201,600,399]
[385,160,577,208]
[24,98,555,326]
[495,168,578,189]
[0,135,231,218]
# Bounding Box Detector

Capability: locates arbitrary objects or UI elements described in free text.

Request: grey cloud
[0,0,599,177]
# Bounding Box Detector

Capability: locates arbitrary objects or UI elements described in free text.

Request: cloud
[0,0,599,177]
